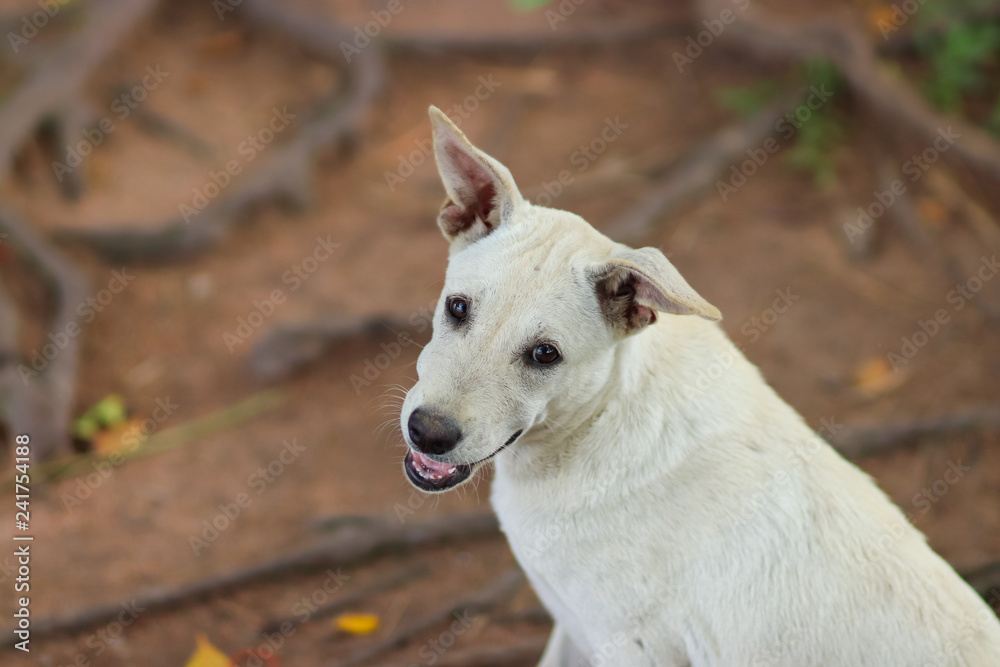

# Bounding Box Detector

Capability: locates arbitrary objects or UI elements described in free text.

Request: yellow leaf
[334,613,380,635]
[867,6,898,34]
[183,634,231,667]
[92,418,145,456]
[916,196,950,229]
[853,357,907,397]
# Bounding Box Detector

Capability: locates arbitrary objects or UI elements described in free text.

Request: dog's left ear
[593,247,721,335]
[429,106,523,249]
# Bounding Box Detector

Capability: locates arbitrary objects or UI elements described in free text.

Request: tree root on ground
[251,314,413,381]
[259,562,430,635]
[397,637,549,667]
[2,512,499,644]
[0,205,91,461]
[53,0,384,262]
[0,0,156,459]
[329,568,526,667]
[700,0,1000,182]
[831,405,1000,459]
[602,89,803,243]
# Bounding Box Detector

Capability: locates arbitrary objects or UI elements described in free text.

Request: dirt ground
[2,0,1000,665]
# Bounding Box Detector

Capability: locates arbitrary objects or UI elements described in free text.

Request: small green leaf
[509,0,552,11]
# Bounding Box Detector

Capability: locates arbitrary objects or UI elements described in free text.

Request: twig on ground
[602,90,803,243]
[8,389,286,488]
[831,405,1000,459]
[329,568,526,667]
[0,205,91,461]
[260,562,430,635]
[1,513,499,645]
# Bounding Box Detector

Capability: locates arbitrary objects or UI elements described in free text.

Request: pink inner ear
[447,144,497,227]
[635,304,656,327]
[633,279,667,310]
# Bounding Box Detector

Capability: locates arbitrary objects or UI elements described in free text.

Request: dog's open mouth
[404,430,523,492]
[404,450,473,492]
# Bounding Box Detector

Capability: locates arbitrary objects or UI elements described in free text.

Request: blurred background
[1,0,999,664]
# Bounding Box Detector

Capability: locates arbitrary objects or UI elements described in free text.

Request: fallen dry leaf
[92,418,146,456]
[853,356,909,397]
[183,633,231,667]
[334,612,381,635]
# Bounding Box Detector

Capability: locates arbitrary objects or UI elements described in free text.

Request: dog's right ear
[592,247,722,336]
[429,106,523,249]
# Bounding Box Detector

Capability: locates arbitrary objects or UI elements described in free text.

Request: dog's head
[400,106,721,493]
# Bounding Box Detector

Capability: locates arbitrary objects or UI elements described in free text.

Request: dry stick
[329,568,527,667]
[0,205,91,461]
[0,513,499,646]
[54,0,385,262]
[830,404,1000,460]
[251,314,414,380]
[602,90,803,244]
[700,0,1000,182]
[260,562,431,635]
[0,0,159,182]
[8,388,287,489]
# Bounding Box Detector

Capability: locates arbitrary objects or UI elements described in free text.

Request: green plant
[508,0,552,10]
[916,21,1000,113]
[715,80,782,117]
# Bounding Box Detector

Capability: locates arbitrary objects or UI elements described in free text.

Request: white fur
[401,106,1000,666]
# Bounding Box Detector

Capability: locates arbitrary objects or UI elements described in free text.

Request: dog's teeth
[448,467,456,473]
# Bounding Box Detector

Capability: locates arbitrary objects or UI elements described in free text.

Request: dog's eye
[532,343,560,364]
[447,296,469,321]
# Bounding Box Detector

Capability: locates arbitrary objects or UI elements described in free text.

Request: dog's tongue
[410,450,457,479]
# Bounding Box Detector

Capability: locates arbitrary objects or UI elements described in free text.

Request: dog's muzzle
[403,429,523,493]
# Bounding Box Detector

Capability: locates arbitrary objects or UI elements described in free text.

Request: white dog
[399,106,1000,666]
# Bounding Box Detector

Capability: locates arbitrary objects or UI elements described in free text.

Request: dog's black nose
[408,408,462,455]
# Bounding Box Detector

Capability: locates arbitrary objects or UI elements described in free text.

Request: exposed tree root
[251,314,413,380]
[385,18,690,56]
[0,277,20,437]
[260,562,430,635]
[329,568,526,667]
[55,0,384,263]
[407,637,549,667]
[3,512,499,644]
[603,89,803,243]
[0,0,156,458]
[0,205,91,461]
[877,159,1000,324]
[701,0,1000,182]
[0,0,159,183]
[832,405,1000,459]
